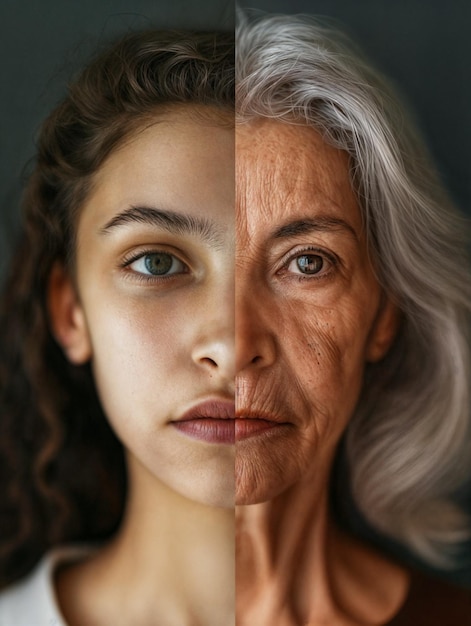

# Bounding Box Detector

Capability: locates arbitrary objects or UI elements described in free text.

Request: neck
[236,466,409,626]
[57,457,235,626]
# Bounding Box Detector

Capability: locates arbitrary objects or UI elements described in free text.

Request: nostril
[201,357,218,368]
[251,355,263,364]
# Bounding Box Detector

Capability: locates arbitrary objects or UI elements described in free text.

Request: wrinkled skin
[235,119,398,506]
[235,120,404,625]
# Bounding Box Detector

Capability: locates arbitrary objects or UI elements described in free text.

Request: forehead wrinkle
[237,117,354,194]
[239,146,347,215]
[236,154,292,243]
[236,120,361,255]
[268,163,349,216]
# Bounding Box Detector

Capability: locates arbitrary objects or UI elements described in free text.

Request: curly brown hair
[0,29,235,588]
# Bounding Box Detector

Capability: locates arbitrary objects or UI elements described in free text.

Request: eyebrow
[271,216,358,241]
[100,205,225,248]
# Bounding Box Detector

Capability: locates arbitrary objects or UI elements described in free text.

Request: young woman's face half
[53,108,235,507]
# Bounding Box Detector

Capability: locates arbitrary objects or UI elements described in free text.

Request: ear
[47,262,92,364]
[365,294,400,363]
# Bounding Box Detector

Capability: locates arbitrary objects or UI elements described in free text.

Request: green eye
[129,252,187,277]
[144,253,174,275]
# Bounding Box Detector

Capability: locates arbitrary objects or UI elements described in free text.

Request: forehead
[77,108,235,237]
[96,109,234,197]
[236,119,361,235]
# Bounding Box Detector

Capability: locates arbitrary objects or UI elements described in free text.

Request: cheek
[234,290,381,504]
[81,292,236,508]
[281,297,376,421]
[84,295,186,428]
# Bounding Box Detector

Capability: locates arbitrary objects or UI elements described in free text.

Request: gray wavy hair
[236,12,471,567]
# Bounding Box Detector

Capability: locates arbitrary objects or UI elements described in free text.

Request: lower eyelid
[120,266,188,286]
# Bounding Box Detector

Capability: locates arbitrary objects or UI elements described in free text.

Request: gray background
[0,0,233,282]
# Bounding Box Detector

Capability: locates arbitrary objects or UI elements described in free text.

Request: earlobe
[366,295,400,363]
[47,262,92,364]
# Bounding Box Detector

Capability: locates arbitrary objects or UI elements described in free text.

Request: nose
[235,288,277,373]
[192,332,235,380]
[191,284,235,383]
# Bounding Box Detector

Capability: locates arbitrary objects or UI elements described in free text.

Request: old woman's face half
[235,120,398,505]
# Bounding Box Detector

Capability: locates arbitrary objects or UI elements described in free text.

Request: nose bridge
[191,272,235,382]
[235,268,276,373]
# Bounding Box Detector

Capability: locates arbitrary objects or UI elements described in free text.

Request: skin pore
[48,108,235,626]
[235,119,409,625]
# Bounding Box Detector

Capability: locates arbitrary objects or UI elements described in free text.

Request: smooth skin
[235,119,409,626]
[49,107,235,626]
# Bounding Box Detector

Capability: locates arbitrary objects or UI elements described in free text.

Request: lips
[235,410,290,441]
[178,400,235,421]
[172,400,235,444]
[172,402,290,444]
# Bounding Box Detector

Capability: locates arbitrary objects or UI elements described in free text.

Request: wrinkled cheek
[285,316,365,436]
[286,315,343,396]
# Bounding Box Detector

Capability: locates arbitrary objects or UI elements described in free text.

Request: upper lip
[176,399,235,422]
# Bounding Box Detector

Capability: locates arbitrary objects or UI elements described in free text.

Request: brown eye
[291,254,325,275]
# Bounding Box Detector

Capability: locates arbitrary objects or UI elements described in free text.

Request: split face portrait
[0,7,470,626]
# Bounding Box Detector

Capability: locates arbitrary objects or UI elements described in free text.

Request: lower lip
[172,419,235,444]
[235,418,281,441]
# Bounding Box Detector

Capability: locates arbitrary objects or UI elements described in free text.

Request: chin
[165,457,236,509]
[126,446,235,509]
[235,429,310,505]
[180,476,235,509]
[235,455,297,506]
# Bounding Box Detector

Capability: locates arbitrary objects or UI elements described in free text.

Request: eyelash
[120,246,336,285]
[277,246,338,282]
[121,248,190,283]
